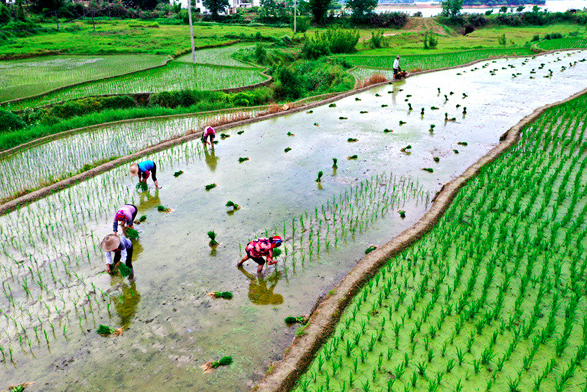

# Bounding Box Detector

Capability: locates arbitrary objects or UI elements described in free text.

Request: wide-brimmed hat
[129,164,139,177]
[100,234,121,252]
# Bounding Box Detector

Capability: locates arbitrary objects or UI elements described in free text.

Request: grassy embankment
[293,93,587,392]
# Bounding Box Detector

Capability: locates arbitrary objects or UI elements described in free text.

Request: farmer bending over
[113,204,138,233]
[202,126,216,149]
[237,236,283,273]
[101,234,135,280]
[129,160,159,189]
[393,55,401,78]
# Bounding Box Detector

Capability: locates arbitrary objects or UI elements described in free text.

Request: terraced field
[293,91,587,392]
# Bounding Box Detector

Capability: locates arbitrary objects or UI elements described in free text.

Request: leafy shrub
[0,109,26,133]
[274,65,302,100]
[531,34,540,42]
[368,12,409,28]
[301,36,330,59]
[49,96,137,119]
[423,31,438,49]
[296,16,310,33]
[0,4,10,25]
[544,32,563,40]
[317,26,360,54]
[150,90,227,108]
[370,30,386,48]
[467,14,487,27]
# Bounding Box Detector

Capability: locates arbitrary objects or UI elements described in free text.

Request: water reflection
[238,267,283,305]
[204,146,218,172]
[138,189,162,211]
[112,281,142,329]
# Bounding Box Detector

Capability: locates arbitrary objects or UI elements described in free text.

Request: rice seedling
[207,291,233,299]
[205,183,217,190]
[422,168,434,173]
[347,155,358,160]
[360,111,369,114]
[287,132,295,136]
[347,138,358,142]
[201,356,233,373]
[316,171,323,183]
[399,121,406,126]
[457,142,468,146]
[332,158,338,169]
[207,231,218,247]
[433,157,440,163]
[285,148,292,153]
[383,128,393,133]
[238,157,249,163]
[225,201,240,210]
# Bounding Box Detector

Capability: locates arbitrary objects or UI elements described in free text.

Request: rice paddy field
[9,62,268,110]
[1,50,586,391]
[175,43,258,68]
[293,75,587,392]
[0,54,169,103]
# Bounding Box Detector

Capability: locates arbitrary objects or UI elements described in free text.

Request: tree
[309,0,330,24]
[441,0,462,18]
[203,0,229,17]
[346,0,377,22]
[30,0,64,13]
[516,5,524,12]
[499,6,507,13]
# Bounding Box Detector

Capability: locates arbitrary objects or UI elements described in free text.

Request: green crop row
[339,48,535,71]
[175,43,257,68]
[537,38,587,50]
[10,62,267,110]
[293,93,587,392]
[0,54,168,103]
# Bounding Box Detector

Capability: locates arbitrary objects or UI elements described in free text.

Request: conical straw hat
[100,234,121,252]
[129,164,139,176]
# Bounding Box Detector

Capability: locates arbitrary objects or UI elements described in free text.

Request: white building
[171,0,260,14]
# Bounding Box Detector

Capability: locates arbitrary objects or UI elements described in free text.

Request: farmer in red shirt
[237,236,283,273]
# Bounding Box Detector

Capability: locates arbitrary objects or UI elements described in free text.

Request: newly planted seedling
[316,171,323,183]
[332,158,338,169]
[208,231,219,247]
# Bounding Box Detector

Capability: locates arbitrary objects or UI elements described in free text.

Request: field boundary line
[251,88,587,392]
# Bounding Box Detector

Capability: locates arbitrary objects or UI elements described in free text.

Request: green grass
[10,62,267,110]
[0,19,293,58]
[0,54,168,103]
[293,93,587,392]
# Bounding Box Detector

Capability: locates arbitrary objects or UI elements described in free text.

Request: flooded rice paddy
[0,50,586,391]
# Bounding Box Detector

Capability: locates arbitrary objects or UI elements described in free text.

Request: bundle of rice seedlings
[365,245,377,254]
[225,201,240,210]
[97,325,115,335]
[205,183,217,190]
[238,157,249,163]
[136,182,148,192]
[174,170,184,177]
[208,291,233,299]
[285,316,305,324]
[237,130,245,135]
[285,147,292,153]
[422,168,434,173]
[118,263,132,278]
[126,229,139,239]
[347,138,358,142]
[208,231,218,246]
[329,103,336,108]
[201,356,233,373]
[348,155,358,160]
[315,171,323,183]
[139,215,147,222]
[398,210,406,218]
[273,248,282,257]
[332,158,338,169]
[220,133,230,139]
[287,132,295,136]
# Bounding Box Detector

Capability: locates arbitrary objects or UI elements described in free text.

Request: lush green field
[175,42,257,68]
[0,54,168,103]
[10,62,267,110]
[0,20,292,59]
[294,93,587,392]
[537,37,587,50]
[342,47,535,71]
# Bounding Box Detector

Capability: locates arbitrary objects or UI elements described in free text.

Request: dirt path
[403,17,451,36]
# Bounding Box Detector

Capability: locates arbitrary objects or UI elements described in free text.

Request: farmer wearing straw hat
[237,236,283,273]
[101,234,135,280]
[113,204,138,233]
[201,126,216,149]
[129,160,159,189]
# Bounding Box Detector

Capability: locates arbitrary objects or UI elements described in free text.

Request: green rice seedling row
[10,62,267,110]
[0,54,168,103]
[175,43,258,68]
[341,48,535,71]
[537,38,587,51]
[0,107,265,201]
[293,92,587,392]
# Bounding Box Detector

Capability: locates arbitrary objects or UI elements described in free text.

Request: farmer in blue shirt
[101,234,135,280]
[129,160,159,189]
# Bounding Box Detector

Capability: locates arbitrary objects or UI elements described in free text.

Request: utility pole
[188,0,196,63]
[293,0,297,33]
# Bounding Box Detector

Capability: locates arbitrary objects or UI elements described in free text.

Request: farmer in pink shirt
[237,236,283,273]
[113,204,138,233]
[201,126,216,149]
